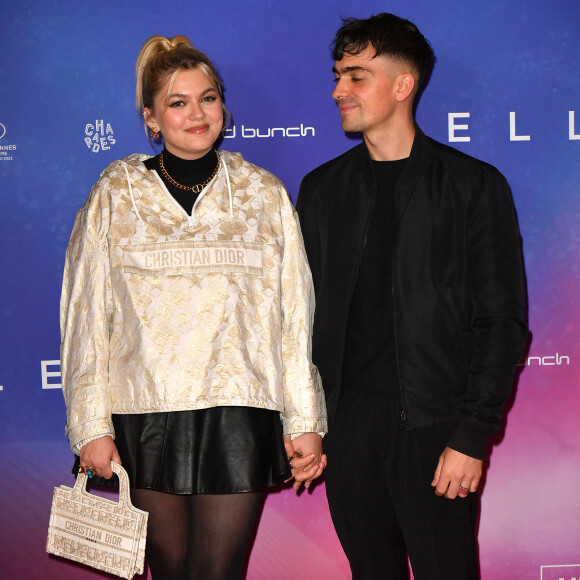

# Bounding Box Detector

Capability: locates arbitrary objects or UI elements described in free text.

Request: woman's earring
[149,128,163,145]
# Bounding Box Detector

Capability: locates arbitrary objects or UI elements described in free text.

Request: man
[296,13,528,579]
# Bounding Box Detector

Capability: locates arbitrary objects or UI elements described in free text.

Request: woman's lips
[186,125,209,134]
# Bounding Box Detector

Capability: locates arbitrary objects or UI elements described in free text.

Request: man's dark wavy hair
[331,13,434,85]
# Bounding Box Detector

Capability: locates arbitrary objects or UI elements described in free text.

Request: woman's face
[145,68,223,160]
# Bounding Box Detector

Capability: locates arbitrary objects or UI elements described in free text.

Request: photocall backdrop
[1,1,578,578]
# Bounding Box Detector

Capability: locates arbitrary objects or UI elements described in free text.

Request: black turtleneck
[144,147,219,215]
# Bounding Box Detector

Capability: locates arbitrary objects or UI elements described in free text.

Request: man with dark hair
[296,13,528,579]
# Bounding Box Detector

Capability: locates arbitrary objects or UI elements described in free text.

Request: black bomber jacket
[296,127,528,460]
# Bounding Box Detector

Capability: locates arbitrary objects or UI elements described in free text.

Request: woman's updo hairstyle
[135,35,230,141]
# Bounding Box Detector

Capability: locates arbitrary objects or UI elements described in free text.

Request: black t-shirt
[341,158,408,394]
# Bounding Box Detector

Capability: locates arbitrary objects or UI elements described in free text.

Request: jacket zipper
[392,224,407,430]
[335,186,376,421]
[399,409,407,430]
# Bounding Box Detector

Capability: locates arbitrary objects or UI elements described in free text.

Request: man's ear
[395,73,416,102]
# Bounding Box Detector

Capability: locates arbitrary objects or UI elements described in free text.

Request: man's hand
[431,446,482,499]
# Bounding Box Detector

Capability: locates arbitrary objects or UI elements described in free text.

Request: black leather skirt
[73,406,292,494]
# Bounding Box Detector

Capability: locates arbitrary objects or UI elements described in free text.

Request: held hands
[431,446,483,499]
[284,433,327,490]
[79,436,121,480]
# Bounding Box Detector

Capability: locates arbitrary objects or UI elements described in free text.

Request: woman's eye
[169,100,184,107]
[202,95,217,103]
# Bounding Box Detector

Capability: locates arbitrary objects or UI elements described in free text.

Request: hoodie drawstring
[221,156,234,217]
[122,162,145,225]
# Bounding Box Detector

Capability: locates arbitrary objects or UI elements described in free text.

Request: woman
[60,35,327,579]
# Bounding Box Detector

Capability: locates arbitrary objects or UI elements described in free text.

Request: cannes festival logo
[0,122,6,139]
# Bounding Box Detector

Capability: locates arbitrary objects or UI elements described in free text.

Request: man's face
[332,47,403,137]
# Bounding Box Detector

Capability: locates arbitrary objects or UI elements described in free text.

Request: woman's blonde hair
[135,35,230,142]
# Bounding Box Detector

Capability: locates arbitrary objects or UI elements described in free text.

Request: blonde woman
[60,35,327,579]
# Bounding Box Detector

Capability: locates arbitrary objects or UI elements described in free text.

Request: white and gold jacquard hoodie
[60,151,327,454]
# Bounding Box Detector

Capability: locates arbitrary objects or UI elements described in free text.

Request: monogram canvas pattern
[47,462,148,579]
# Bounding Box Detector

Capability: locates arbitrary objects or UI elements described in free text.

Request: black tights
[131,489,262,580]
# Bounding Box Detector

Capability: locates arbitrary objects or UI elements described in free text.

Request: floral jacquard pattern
[60,151,327,454]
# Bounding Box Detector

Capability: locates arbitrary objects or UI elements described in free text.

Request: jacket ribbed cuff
[447,420,491,460]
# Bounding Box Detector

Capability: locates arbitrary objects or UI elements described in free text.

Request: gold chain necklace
[158,150,220,194]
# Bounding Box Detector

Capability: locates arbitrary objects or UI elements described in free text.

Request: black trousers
[324,386,479,580]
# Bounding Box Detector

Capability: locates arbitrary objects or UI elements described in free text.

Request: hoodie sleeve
[60,186,115,455]
[277,187,328,437]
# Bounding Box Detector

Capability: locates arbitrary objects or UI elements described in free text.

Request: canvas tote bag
[46,460,148,578]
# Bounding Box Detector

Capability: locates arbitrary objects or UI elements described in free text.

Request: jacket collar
[355,124,433,218]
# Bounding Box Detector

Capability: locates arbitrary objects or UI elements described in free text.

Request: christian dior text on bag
[46,461,148,579]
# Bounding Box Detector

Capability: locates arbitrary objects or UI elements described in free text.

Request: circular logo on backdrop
[0,123,6,139]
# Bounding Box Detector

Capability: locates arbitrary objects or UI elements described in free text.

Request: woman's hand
[79,436,121,479]
[284,433,327,490]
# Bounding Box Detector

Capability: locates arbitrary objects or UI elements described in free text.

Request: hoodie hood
[120,151,235,227]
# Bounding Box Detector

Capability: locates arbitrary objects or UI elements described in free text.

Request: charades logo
[84,119,116,153]
[540,563,580,580]
[223,123,315,139]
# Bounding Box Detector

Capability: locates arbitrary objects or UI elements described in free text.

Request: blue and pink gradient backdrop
[1,1,578,578]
